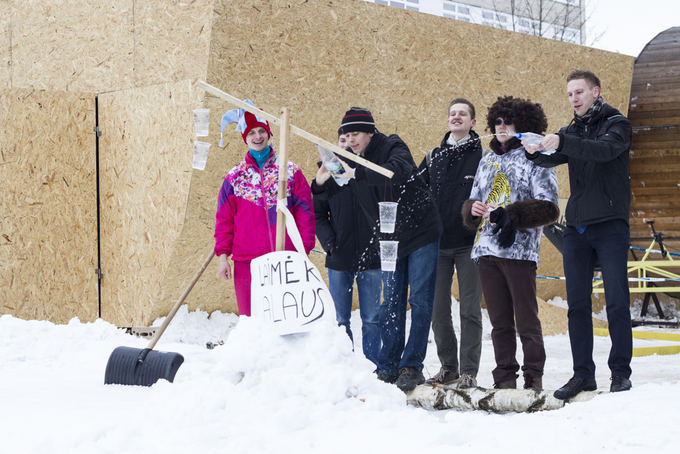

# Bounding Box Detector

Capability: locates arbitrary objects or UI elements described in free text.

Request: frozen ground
[1,298,679,454]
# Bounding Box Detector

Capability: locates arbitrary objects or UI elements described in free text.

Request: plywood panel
[0,1,10,89]
[191,0,633,306]
[133,0,213,87]
[98,80,200,326]
[0,88,97,322]
[10,0,134,92]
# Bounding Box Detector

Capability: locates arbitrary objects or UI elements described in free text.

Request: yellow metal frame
[592,237,679,294]
[594,328,680,356]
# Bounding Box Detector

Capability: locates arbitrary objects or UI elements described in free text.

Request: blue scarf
[249,145,271,168]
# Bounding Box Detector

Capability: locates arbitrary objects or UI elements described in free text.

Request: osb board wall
[0,88,97,322]
[4,0,213,92]
[177,0,632,312]
[0,1,9,89]
[98,80,201,327]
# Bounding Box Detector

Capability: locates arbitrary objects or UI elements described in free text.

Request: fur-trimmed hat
[219,100,272,146]
[338,107,376,135]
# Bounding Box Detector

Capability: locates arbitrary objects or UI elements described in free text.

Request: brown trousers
[477,256,545,384]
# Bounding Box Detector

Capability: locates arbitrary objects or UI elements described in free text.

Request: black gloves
[490,207,516,248]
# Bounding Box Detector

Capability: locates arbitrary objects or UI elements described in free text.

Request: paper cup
[379,240,399,272]
[379,202,398,233]
[193,141,211,170]
[193,108,210,137]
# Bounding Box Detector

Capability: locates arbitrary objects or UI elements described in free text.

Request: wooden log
[407,384,598,413]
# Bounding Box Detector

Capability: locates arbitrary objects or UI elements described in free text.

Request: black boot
[553,376,597,400]
[395,367,425,392]
[610,376,632,392]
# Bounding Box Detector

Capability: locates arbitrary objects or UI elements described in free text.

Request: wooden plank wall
[629,27,680,242]
[0,89,98,322]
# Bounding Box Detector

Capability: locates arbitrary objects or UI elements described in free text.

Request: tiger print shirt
[468,146,558,264]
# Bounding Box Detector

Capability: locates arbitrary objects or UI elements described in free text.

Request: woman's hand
[217,254,232,280]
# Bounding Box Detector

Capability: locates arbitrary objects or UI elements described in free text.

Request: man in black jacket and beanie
[312,132,382,366]
[525,69,633,399]
[418,98,483,388]
[337,107,443,392]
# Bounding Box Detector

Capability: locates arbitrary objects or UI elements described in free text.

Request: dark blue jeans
[328,268,382,365]
[377,240,439,377]
[563,219,632,379]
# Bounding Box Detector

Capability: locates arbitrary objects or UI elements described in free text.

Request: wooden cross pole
[195,80,394,179]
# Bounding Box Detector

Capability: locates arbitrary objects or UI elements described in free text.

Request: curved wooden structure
[629,27,680,241]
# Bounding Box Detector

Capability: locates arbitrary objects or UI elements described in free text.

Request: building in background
[363,0,586,44]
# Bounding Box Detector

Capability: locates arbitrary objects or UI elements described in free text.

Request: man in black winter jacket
[418,98,483,388]
[312,133,382,366]
[337,107,443,392]
[525,69,633,399]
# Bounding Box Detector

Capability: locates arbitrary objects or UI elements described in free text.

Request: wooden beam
[195,80,394,179]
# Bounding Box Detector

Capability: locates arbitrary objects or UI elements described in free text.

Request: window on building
[390,1,404,7]
[457,6,470,15]
[482,10,494,20]
[443,3,456,11]
[375,0,388,5]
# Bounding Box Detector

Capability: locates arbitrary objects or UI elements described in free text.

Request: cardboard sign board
[251,251,335,335]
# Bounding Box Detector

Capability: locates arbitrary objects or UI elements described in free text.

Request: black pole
[94,96,103,318]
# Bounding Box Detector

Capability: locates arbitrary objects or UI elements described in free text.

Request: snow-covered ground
[1,299,679,453]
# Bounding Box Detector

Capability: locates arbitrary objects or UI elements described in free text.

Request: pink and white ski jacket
[214,150,315,262]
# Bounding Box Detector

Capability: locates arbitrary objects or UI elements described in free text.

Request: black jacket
[418,130,482,249]
[354,132,442,259]
[527,102,631,226]
[312,161,380,271]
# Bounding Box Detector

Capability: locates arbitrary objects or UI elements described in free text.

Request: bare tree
[490,0,603,46]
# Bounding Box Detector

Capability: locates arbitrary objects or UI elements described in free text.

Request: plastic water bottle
[512,132,556,155]
[316,144,350,186]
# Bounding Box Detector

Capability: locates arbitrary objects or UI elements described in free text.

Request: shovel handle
[146,250,215,350]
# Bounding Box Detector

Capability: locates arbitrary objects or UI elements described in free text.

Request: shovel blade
[104,346,184,386]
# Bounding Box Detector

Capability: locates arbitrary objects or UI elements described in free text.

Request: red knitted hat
[241,111,272,144]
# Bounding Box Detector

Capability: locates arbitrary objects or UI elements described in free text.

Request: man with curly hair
[525,70,633,399]
[462,96,559,390]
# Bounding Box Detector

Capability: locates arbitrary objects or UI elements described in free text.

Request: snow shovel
[104,250,215,386]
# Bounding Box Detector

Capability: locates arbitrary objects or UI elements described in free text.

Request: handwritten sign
[250,251,334,335]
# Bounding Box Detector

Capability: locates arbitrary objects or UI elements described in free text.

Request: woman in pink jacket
[214,106,315,316]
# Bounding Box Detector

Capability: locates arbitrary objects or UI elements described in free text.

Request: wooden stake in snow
[276,107,290,252]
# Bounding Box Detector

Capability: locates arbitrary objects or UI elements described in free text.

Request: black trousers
[563,220,632,379]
